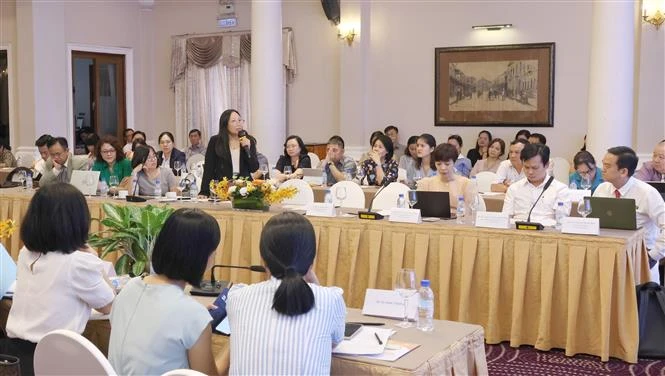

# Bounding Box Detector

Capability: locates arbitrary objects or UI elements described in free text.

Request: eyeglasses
[146,155,158,161]
[231,119,246,124]
[101,149,116,154]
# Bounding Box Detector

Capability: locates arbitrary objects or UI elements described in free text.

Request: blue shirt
[454,156,472,178]
[569,170,603,192]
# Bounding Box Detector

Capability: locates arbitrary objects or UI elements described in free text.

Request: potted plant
[0,219,15,240]
[88,203,174,276]
[210,177,297,210]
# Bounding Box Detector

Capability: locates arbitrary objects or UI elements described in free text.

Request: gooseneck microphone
[190,264,266,296]
[358,183,390,220]
[237,130,252,159]
[126,173,147,202]
[516,175,555,231]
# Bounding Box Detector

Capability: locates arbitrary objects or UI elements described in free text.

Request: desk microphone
[357,183,389,220]
[190,264,266,296]
[515,175,554,231]
[127,166,147,203]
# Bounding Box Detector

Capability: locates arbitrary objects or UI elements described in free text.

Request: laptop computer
[1,243,17,298]
[646,182,665,201]
[302,168,324,185]
[413,191,454,219]
[70,170,100,196]
[587,196,637,230]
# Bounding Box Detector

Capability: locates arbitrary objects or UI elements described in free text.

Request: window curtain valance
[170,28,296,88]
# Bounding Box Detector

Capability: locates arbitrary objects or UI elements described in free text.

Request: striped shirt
[227,277,346,375]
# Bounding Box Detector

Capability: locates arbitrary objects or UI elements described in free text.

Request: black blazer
[275,154,312,173]
[157,148,187,176]
[200,134,259,196]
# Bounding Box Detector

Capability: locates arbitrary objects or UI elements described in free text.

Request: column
[586,1,638,160]
[251,0,284,166]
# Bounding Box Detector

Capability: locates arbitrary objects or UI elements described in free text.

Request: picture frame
[435,42,555,127]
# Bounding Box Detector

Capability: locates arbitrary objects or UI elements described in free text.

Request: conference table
[0,188,650,362]
[0,298,488,375]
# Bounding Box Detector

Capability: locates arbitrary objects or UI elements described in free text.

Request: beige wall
[2,0,664,162]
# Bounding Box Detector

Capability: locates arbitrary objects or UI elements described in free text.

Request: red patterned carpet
[486,343,665,375]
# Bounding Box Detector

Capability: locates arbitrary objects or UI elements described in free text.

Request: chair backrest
[474,171,498,193]
[162,369,208,376]
[186,154,204,172]
[371,182,411,210]
[330,181,365,208]
[550,157,571,185]
[34,329,116,375]
[279,179,314,205]
[308,152,321,169]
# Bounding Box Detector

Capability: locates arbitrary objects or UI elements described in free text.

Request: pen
[374,332,383,345]
[346,322,385,326]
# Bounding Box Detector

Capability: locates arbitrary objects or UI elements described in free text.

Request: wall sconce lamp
[643,1,665,29]
[337,25,357,46]
[472,24,512,31]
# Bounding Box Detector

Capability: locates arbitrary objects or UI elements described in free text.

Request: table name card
[561,217,599,235]
[306,203,337,217]
[303,176,323,186]
[389,208,422,224]
[568,189,591,203]
[362,288,418,320]
[475,211,510,229]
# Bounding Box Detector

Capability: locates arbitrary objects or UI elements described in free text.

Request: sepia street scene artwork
[448,60,538,112]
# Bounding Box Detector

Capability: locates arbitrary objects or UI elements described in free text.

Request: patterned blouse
[361,158,399,186]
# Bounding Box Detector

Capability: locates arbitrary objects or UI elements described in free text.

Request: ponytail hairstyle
[260,212,316,316]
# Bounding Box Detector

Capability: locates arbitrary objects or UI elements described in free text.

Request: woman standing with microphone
[200,109,259,196]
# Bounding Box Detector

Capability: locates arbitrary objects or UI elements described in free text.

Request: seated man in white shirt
[502,143,570,222]
[593,146,665,283]
[491,139,528,193]
[121,128,134,154]
[32,134,52,177]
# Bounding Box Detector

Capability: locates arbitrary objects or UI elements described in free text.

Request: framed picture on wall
[435,42,555,127]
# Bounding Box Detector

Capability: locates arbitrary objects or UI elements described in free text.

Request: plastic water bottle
[321,170,328,187]
[569,181,578,190]
[555,201,566,230]
[396,193,406,208]
[469,176,479,220]
[456,195,465,224]
[25,174,33,190]
[324,189,332,204]
[417,280,434,332]
[154,178,162,197]
[189,181,198,198]
[99,181,109,196]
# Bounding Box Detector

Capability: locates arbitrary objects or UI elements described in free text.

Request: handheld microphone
[358,184,390,220]
[516,175,554,230]
[190,264,266,296]
[237,130,252,159]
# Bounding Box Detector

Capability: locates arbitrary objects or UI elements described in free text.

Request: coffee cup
[118,190,128,199]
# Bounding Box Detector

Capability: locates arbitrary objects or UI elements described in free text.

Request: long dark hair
[260,212,316,316]
[214,109,240,159]
[405,136,418,158]
[283,135,308,158]
[415,133,436,170]
[474,130,492,152]
[373,134,394,162]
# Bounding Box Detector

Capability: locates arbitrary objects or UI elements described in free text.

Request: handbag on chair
[636,282,665,358]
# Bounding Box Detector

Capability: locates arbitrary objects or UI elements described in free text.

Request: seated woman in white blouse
[417,143,477,216]
[108,208,227,375]
[1,183,115,376]
[227,212,346,375]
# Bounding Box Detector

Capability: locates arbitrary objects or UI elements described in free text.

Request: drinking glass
[17,170,26,189]
[84,174,96,197]
[109,175,119,198]
[408,190,418,208]
[335,186,347,207]
[284,166,293,177]
[174,160,183,177]
[211,179,219,203]
[577,197,592,218]
[260,165,269,180]
[413,171,423,189]
[394,268,417,328]
[580,176,592,191]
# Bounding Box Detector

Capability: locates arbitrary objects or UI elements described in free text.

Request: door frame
[0,44,16,150]
[66,43,134,147]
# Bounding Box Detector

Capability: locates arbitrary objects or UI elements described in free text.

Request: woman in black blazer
[199,109,259,196]
[156,131,187,176]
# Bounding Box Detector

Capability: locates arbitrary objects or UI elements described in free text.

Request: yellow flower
[0,219,16,239]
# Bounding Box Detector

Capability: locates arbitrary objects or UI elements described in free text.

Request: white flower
[239,187,248,196]
[228,186,237,193]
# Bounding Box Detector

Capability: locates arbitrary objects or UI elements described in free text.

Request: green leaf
[115,254,131,275]
[102,203,125,223]
[132,260,146,277]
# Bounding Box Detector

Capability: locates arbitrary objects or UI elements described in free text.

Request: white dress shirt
[502,175,571,222]
[494,159,525,184]
[593,177,665,282]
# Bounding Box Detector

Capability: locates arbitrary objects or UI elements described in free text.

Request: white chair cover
[279,179,315,205]
[186,154,204,172]
[308,152,321,169]
[34,329,116,375]
[371,182,411,210]
[475,171,498,193]
[550,157,571,185]
[162,369,208,376]
[330,181,365,208]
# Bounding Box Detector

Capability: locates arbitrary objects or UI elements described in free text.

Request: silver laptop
[70,170,100,196]
[1,243,16,297]
[302,168,324,185]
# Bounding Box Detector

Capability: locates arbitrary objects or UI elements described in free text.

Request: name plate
[561,217,599,235]
[303,176,323,185]
[568,189,591,203]
[362,289,418,320]
[306,203,336,217]
[475,211,510,229]
[389,208,422,223]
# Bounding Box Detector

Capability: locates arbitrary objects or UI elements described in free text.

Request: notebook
[412,191,453,219]
[0,243,17,297]
[70,170,100,196]
[587,196,637,230]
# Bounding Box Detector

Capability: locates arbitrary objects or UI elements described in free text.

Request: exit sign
[217,17,237,28]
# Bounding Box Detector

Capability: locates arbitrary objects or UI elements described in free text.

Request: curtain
[171,29,296,149]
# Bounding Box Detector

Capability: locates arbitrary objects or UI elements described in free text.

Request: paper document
[362,340,420,362]
[333,327,394,355]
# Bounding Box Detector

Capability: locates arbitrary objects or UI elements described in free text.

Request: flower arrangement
[0,219,15,240]
[210,178,298,209]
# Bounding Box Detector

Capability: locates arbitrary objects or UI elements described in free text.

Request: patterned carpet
[486,343,665,375]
